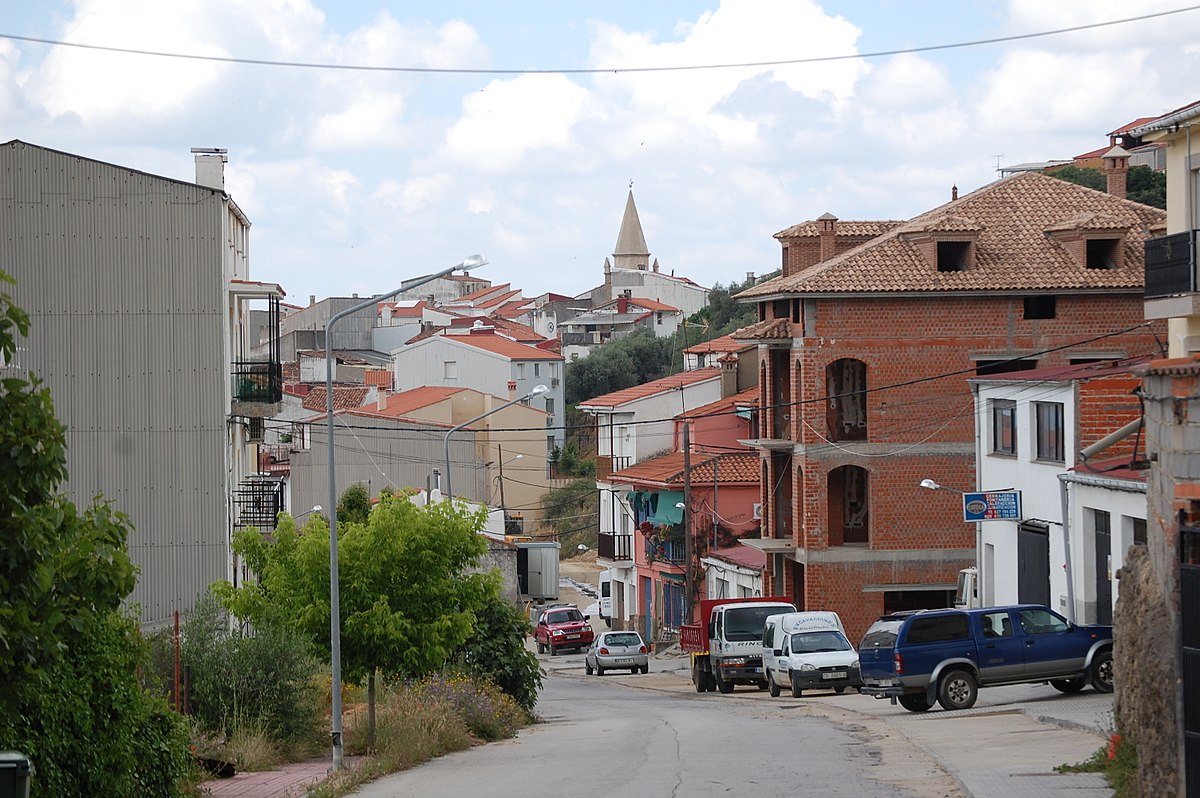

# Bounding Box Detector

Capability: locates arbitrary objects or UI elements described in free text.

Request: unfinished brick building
[734,168,1167,642]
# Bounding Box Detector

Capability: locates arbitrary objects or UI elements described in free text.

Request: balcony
[1145,231,1197,299]
[595,455,633,482]
[232,293,282,416]
[646,539,686,564]
[598,532,633,564]
[233,475,284,530]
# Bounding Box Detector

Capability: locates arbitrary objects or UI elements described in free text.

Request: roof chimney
[377,392,388,412]
[719,353,739,398]
[951,184,958,201]
[818,212,838,262]
[190,147,228,190]
[746,272,755,284]
[617,295,629,314]
[309,295,316,306]
[1103,146,1130,200]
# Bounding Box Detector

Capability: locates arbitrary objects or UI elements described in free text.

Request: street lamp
[324,254,486,771]
[444,384,548,501]
[920,478,980,609]
[293,504,323,520]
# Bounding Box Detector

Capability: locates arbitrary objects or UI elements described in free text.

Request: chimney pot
[952,184,958,201]
[309,295,316,306]
[190,147,228,190]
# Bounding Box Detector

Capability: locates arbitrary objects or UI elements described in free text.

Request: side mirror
[773,649,783,657]
[584,615,590,621]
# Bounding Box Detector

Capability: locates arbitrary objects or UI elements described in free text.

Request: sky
[3,1,1199,304]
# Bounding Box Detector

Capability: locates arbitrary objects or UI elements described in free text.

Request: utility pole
[682,422,693,625]
[712,455,719,550]
[497,444,507,510]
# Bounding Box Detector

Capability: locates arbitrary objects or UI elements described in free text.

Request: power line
[4,7,1195,75]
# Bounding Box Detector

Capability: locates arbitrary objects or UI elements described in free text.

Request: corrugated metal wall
[1,141,231,626]
[289,420,486,513]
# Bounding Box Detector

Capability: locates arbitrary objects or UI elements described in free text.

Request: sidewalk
[200,758,334,798]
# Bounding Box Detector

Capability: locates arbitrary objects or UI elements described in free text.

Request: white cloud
[309,91,407,150]
[445,74,591,170]
[372,174,452,214]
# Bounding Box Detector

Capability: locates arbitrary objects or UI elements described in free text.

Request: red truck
[681,597,797,693]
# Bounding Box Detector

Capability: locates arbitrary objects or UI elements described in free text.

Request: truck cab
[682,598,796,694]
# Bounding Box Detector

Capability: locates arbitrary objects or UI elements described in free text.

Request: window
[1133,517,1147,546]
[516,363,526,379]
[534,363,540,377]
[980,611,1013,639]
[937,240,970,272]
[1086,238,1119,269]
[826,359,867,441]
[976,358,1039,376]
[545,397,555,418]
[443,360,458,380]
[1034,401,1065,462]
[1023,296,1056,319]
[905,614,970,644]
[991,399,1016,455]
[1017,608,1068,635]
[656,312,663,325]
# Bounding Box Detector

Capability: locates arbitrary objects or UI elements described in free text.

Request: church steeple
[612,189,650,271]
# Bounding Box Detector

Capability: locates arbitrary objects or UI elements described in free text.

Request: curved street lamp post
[324,254,486,770]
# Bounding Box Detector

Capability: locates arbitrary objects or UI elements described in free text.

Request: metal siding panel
[1,142,233,627]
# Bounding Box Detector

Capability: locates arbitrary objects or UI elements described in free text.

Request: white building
[972,360,1148,623]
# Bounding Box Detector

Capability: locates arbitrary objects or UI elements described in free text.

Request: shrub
[0,611,196,798]
[451,598,542,712]
[181,596,324,750]
[409,673,527,741]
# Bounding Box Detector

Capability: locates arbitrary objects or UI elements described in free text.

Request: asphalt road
[348,673,961,798]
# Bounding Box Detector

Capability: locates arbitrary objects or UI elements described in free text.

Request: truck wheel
[693,662,707,693]
[705,671,717,692]
[536,640,545,654]
[937,669,978,711]
[834,686,846,694]
[715,670,734,694]
[640,664,649,674]
[898,694,931,712]
[1090,650,1114,693]
[768,673,781,698]
[1051,676,1086,693]
[789,672,803,698]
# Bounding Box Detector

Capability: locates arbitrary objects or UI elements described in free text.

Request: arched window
[827,465,869,545]
[825,359,867,441]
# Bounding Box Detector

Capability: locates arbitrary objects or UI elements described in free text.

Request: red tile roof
[476,289,522,309]
[708,544,766,571]
[629,298,679,312]
[739,171,1167,298]
[677,387,759,419]
[775,220,903,239]
[450,333,564,361]
[970,356,1150,384]
[453,283,510,303]
[381,300,426,318]
[730,318,791,341]
[302,385,371,412]
[578,367,720,409]
[373,386,466,416]
[609,451,758,486]
[684,334,753,354]
[1070,456,1147,482]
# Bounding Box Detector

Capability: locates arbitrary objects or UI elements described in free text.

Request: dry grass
[223,721,283,772]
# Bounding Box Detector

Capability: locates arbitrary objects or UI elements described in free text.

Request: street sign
[962,490,1022,522]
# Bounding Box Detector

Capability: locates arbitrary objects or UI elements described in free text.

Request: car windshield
[791,630,852,654]
[603,633,642,647]
[724,605,793,641]
[547,609,583,624]
[859,620,904,649]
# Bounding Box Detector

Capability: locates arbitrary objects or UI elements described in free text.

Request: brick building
[734,169,1167,642]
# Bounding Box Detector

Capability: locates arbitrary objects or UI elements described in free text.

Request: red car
[535,605,594,656]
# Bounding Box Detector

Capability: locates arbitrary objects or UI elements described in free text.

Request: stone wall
[1114,544,1178,795]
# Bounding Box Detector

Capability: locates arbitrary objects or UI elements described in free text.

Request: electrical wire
[4,7,1195,75]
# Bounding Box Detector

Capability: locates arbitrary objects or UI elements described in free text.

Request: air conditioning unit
[752,503,762,520]
[247,417,265,443]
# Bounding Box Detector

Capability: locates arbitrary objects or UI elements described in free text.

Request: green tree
[1127,164,1166,208]
[214,493,501,745]
[337,482,372,526]
[0,271,192,796]
[1048,164,1106,192]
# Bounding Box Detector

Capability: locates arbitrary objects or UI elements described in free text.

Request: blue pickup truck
[858,605,1113,712]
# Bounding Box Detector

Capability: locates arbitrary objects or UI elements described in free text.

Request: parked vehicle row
[537,596,1115,716]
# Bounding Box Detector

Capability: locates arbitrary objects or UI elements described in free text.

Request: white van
[761,611,862,698]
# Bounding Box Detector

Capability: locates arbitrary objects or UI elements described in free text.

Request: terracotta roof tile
[775,220,904,239]
[302,385,371,412]
[708,545,766,571]
[453,283,510,303]
[731,318,791,340]
[609,451,758,486]
[683,334,753,354]
[373,386,466,416]
[677,387,759,419]
[741,172,1166,299]
[578,368,720,409]
[450,333,564,361]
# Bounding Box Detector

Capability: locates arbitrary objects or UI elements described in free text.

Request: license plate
[823,671,847,680]
[615,658,633,664]
[566,634,579,640]
[750,667,761,673]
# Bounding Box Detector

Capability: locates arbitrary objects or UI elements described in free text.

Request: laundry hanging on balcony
[626,490,685,526]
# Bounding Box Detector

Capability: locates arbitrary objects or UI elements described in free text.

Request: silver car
[585,631,649,675]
